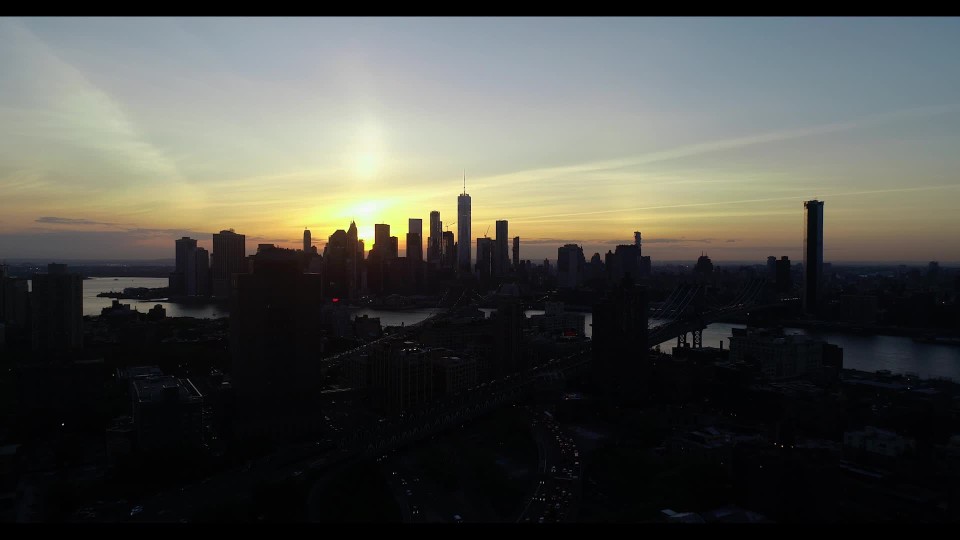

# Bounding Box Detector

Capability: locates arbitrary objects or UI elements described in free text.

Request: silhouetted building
[347,221,361,301]
[529,302,585,337]
[374,223,392,258]
[728,327,823,380]
[170,236,197,296]
[694,253,714,276]
[195,247,210,297]
[132,376,203,454]
[513,236,520,271]
[0,270,29,332]
[212,229,246,300]
[613,244,641,283]
[324,229,350,299]
[592,281,648,404]
[31,263,83,353]
[441,231,455,268]
[390,236,399,260]
[303,228,312,253]
[428,211,442,263]
[775,256,792,293]
[230,247,326,442]
[767,256,777,279]
[495,220,509,278]
[803,200,824,314]
[458,186,472,274]
[476,237,494,282]
[557,244,586,289]
[408,219,423,259]
[432,354,477,395]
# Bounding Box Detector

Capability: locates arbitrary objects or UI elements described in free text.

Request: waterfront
[81,278,960,381]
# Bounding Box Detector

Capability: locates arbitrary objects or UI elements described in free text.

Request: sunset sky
[1,17,959,263]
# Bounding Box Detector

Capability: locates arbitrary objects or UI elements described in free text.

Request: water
[82,280,960,381]
[82,277,226,319]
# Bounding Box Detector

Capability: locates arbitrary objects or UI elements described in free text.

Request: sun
[354,150,381,178]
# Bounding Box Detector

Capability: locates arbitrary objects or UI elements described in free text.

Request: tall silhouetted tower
[457,178,472,274]
[374,224,391,258]
[31,263,82,352]
[212,229,246,299]
[495,220,509,277]
[408,218,423,261]
[303,228,312,253]
[512,236,520,271]
[803,200,824,314]
[428,211,441,263]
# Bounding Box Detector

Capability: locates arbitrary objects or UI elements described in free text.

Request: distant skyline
[2,17,960,262]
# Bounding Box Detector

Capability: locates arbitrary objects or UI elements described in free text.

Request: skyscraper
[457,181,472,274]
[803,200,824,314]
[428,211,441,263]
[195,247,210,297]
[441,231,455,268]
[408,218,423,261]
[476,237,494,282]
[212,229,247,300]
[495,220,509,278]
[31,263,83,352]
[303,228,312,253]
[374,224,391,258]
[171,237,197,296]
[557,244,586,289]
[512,236,520,271]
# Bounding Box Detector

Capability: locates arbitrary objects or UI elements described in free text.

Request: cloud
[726,239,738,243]
[36,216,115,226]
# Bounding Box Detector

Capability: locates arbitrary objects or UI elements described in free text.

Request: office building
[441,231,455,268]
[303,228,312,253]
[457,186,472,274]
[728,327,823,380]
[132,375,204,453]
[592,283,648,404]
[195,247,210,297]
[230,246,326,442]
[374,223,391,258]
[171,236,197,296]
[212,229,246,300]
[557,244,586,289]
[512,236,520,271]
[31,263,83,352]
[428,211,442,263]
[408,218,423,261]
[803,200,824,314]
[476,237,495,281]
[767,256,777,279]
[775,256,792,293]
[495,220,509,277]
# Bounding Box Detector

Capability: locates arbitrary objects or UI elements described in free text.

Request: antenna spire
[463,170,466,194]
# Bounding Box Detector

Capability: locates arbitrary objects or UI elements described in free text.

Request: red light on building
[332,298,339,303]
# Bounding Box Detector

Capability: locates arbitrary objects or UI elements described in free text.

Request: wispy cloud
[36,216,114,226]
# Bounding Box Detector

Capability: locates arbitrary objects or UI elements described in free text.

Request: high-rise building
[390,237,399,260]
[428,211,442,263]
[303,228,312,253]
[212,229,247,299]
[457,184,472,274]
[557,244,586,289]
[476,237,494,281]
[767,256,777,279]
[195,247,210,297]
[231,246,325,442]
[171,237,197,296]
[775,256,792,293]
[803,200,824,314]
[406,232,423,265]
[441,231,455,268]
[31,263,83,352]
[408,219,423,261]
[634,231,642,255]
[374,223,390,258]
[512,236,520,271]
[592,282,648,404]
[495,220,509,277]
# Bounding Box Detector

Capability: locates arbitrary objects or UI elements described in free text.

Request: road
[517,408,583,523]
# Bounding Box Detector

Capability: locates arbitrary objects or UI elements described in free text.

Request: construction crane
[484,225,490,238]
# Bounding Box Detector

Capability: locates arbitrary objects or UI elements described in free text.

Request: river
[81,278,960,381]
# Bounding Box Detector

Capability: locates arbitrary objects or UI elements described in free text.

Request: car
[129,505,143,516]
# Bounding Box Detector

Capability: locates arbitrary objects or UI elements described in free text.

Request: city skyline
[2,17,960,262]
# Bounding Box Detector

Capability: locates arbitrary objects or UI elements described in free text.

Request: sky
[1,17,959,263]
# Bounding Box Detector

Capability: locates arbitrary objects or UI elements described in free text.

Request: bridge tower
[677,332,688,348]
[692,328,703,349]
